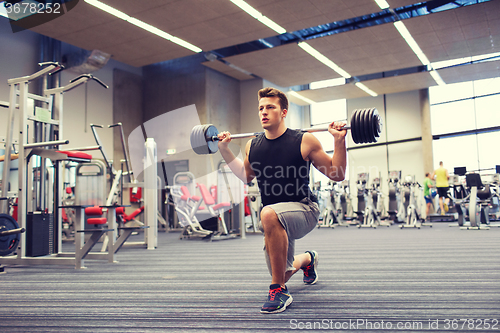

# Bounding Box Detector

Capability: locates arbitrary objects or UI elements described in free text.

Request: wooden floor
[1,222,499,332]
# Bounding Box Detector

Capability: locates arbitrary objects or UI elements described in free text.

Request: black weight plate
[350,110,359,144]
[354,109,363,144]
[357,109,366,144]
[361,109,370,143]
[370,109,377,141]
[190,125,207,155]
[0,214,20,256]
[205,125,219,154]
[365,109,375,143]
[363,108,373,143]
[361,108,369,143]
[372,109,382,141]
[368,108,376,141]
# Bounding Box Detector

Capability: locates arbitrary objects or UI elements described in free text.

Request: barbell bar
[191,108,382,155]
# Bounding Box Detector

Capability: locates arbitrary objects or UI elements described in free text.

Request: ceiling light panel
[245,0,383,33]
[84,0,202,53]
[230,0,286,34]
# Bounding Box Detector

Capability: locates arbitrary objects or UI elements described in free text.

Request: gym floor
[1,223,499,332]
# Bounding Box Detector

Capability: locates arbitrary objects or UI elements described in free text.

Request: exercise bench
[57,204,115,269]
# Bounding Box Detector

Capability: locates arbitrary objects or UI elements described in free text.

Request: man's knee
[260,207,281,231]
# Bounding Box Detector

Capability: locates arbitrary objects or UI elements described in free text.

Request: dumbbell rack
[0,63,113,269]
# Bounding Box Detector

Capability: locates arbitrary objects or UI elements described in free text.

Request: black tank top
[248,128,316,206]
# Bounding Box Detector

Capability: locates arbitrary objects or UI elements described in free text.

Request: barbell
[190,108,382,155]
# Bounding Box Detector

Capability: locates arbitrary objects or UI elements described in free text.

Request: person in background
[431,161,449,215]
[423,172,435,219]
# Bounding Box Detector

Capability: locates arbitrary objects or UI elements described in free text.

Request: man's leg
[285,253,310,282]
[261,207,288,287]
[286,251,319,285]
[260,207,293,314]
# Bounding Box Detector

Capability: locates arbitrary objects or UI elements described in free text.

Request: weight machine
[356,173,385,228]
[169,171,213,239]
[370,176,389,222]
[73,121,162,249]
[337,180,356,225]
[245,183,261,233]
[387,171,404,223]
[0,62,124,270]
[400,176,432,229]
[456,173,493,230]
[318,181,341,228]
[481,173,500,223]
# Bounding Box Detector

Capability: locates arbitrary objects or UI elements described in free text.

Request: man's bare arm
[305,122,347,181]
[218,132,255,184]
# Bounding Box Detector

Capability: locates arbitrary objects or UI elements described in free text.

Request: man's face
[258,96,286,130]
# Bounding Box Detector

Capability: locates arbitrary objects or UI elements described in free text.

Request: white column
[144,138,157,249]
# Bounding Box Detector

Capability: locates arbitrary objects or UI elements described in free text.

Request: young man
[217,87,347,314]
[431,161,450,215]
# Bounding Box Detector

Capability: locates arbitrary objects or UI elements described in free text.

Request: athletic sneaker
[301,250,319,284]
[444,203,449,212]
[260,284,293,314]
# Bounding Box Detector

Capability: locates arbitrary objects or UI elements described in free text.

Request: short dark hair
[258,87,288,111]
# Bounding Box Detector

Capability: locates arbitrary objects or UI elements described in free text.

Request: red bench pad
[87,217,107,225]
[57,150,92,160]
[85,206,103,216]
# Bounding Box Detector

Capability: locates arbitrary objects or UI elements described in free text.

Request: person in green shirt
[423,172,435,219]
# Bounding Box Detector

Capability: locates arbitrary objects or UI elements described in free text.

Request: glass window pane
[477,131,500,171]
[432,136,478,173]
[431,99,475,135]
[473,77,500,96]
[429,81,474,105]
[430,77,500,175]
[310,99,346,126]
[475,94,500,128]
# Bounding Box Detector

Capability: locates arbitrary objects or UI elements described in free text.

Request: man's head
[258,87,288,130]
[439,161,443,166]
[258,87,288,111]
[425,172,430,177]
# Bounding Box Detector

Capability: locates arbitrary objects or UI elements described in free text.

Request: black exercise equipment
[190,108,383,155]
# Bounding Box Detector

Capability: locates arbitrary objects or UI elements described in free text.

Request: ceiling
[20,0,500,102]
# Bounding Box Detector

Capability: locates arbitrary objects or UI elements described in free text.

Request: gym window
[430,77,500,172]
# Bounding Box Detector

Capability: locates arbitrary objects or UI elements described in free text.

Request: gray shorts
[262,197,320,275]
